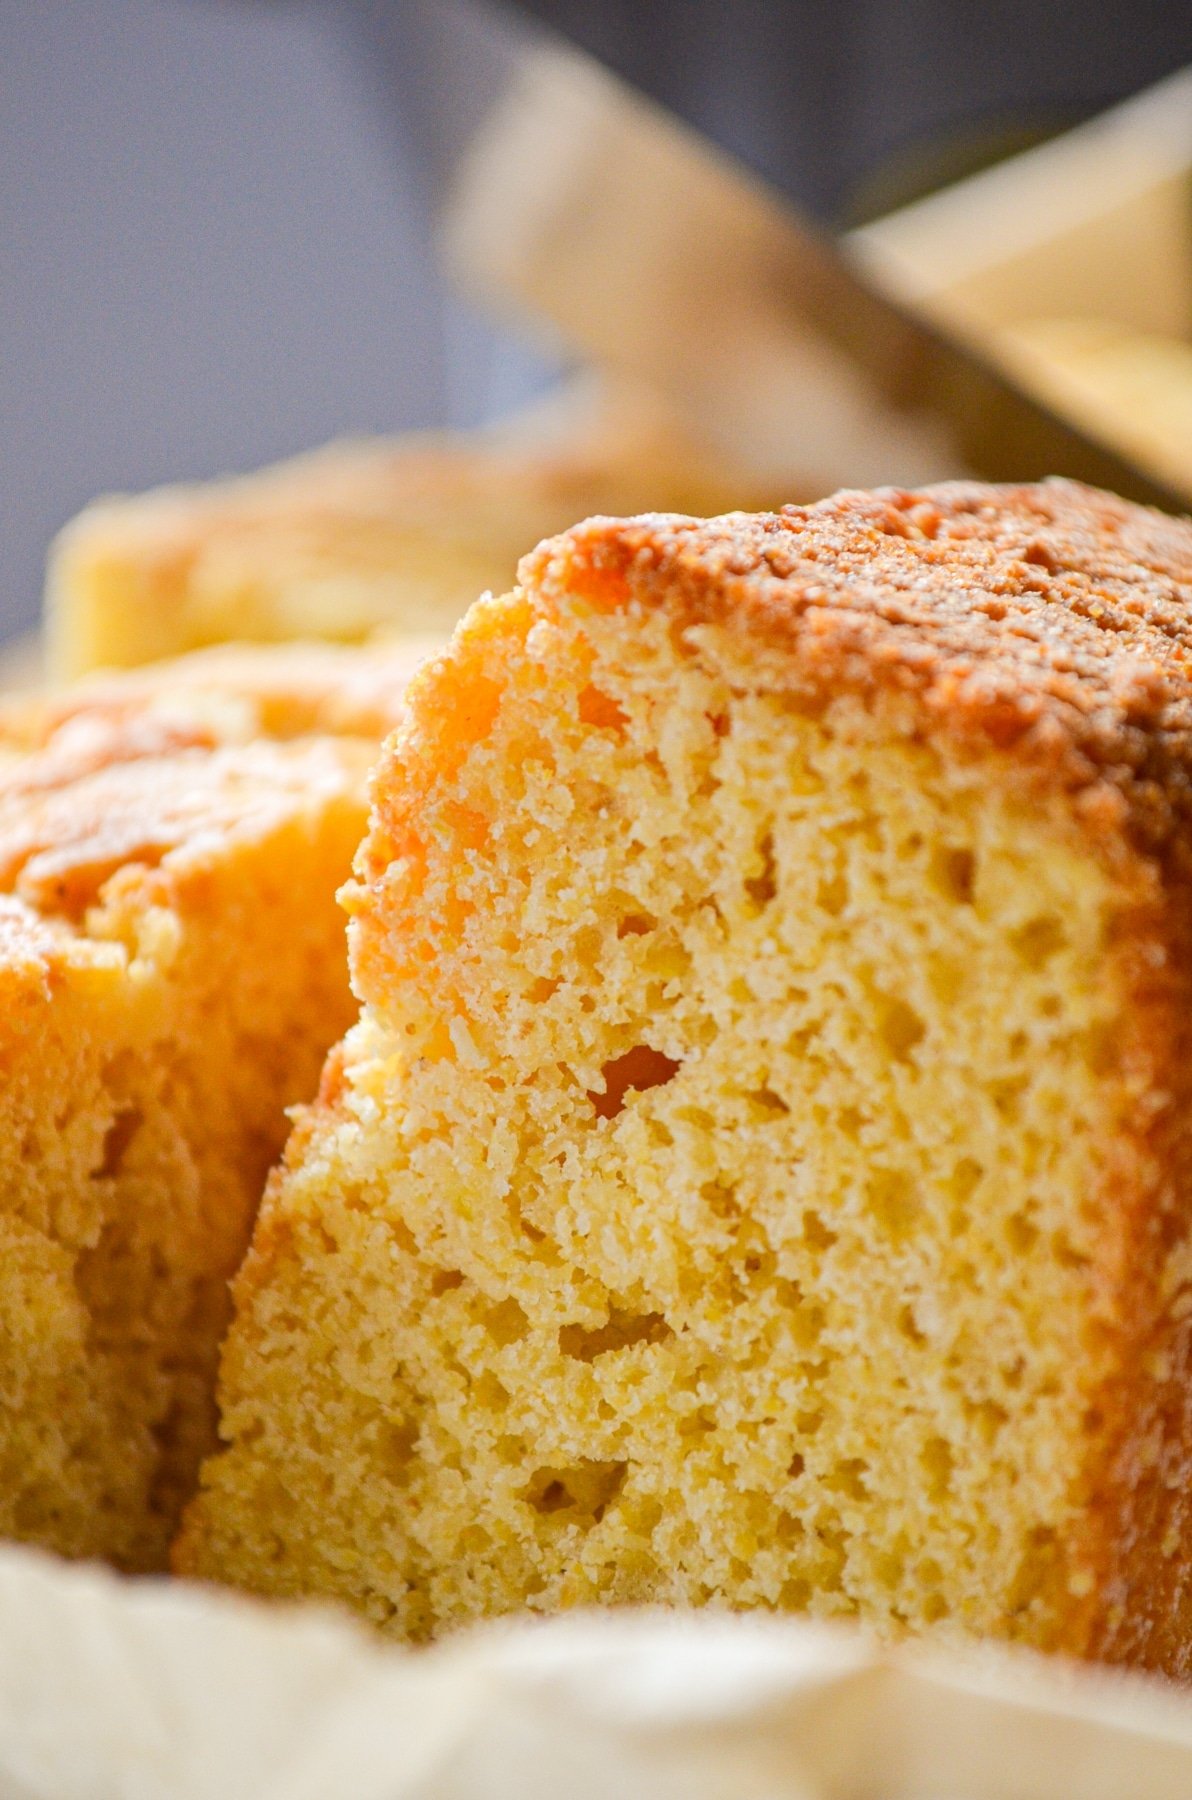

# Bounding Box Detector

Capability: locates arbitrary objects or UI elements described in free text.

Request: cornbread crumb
[182,484,1192,1676]
[0,641,416,1570]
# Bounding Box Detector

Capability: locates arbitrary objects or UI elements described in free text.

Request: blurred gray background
[0,0,555,641]
[4,0,1192,643]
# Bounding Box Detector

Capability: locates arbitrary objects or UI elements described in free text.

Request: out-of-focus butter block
[46,381,785,681]
[4,1544,1192,1798]
[852,67,1192,504]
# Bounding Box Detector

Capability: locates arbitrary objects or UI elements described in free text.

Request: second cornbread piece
[0,640,419,1572]
[182,484,1192,1675]
[46,390,778,678]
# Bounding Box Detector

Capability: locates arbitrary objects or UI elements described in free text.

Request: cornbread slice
[181,483,1192,1675]
[0,640,419,1572]
[46,387,779,679]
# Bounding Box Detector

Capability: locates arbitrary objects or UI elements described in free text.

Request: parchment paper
[0,1544,1191,1799]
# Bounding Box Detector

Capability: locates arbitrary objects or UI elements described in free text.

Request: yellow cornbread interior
[184,592,1131,1646]
[0,752,368,1573]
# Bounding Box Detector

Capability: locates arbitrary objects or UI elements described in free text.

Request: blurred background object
[853,68,1192,497]
[0,0,558,643]
[509,0,1192,224]
[47,375,787,677]
[4,0,1192,648]
[441,40,1189,511]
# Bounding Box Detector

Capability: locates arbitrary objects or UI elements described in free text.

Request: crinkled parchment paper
[0,1544,1191,1798]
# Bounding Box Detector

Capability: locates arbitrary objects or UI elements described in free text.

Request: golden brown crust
[0,739,372,925]
[0,643,413,936]
[53,397,773,560]
[1074,868,1192,1677]
[0,639,424,754]
[524,481,1192,855]
[0,638,416,976]
[1035,877,1192,1669]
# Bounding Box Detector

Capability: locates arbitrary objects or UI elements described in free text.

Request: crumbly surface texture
[45,390,782,678]
[0,638,428,750]
[0,641,416,1571]
[180,482,1192,1673]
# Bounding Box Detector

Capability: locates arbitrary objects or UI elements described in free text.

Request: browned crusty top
[524,481,1192,855]
[0,738,373,926]
[0,639,427,755]
[0,640,419,949]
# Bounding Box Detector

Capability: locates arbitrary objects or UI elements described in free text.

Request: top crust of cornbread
[48,392,771,560]
[522,481,1192,856]
[0,640,428,753]
[0,641,426,925]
